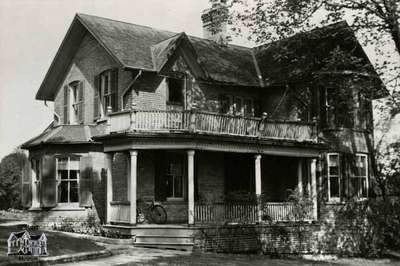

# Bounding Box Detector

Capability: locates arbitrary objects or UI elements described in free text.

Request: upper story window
[167,77,184,105]
[350,154,368,199]
[327,153,340,202]
[220,94,254,117]
[63,81,84,124]
[56,157,79,203]
[94,69,118,120]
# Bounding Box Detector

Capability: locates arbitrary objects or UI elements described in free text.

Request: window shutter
[78,81,85,124]
[40,155,57,208]
[154,151,166,201]
[79,155,93,207]
[94,75,100,120]
[63,86,69,124]
[21,160,32,208]
[111,69,119,112]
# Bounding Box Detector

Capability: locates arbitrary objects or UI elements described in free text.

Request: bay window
[56,157,79,203]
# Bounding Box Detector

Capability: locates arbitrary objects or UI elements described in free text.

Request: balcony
[107,110,318,142]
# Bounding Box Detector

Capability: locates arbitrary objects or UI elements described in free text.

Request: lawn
[119,250,400,266]
[0,224,105,265]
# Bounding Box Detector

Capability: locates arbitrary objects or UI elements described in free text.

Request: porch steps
[103,224,196,251]
[133,227,195,251]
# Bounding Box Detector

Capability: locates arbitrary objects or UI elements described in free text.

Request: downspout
[121,70,143,109]
[44,100,61,127]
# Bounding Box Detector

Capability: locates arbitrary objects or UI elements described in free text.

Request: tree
[0,150,28,209]
[226,0,400,192]
[228,0,399,110]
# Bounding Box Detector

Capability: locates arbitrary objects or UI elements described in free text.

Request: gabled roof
[21,124,106,148]
[36,13,387,101]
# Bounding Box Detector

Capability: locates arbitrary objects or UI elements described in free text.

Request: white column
[297,159,303,196]
[129,150,138,225]
[187,150,195,225]
[31,160,40,209]
[255,154,262,222]
[310,158,318,220]
[105,153,113,224]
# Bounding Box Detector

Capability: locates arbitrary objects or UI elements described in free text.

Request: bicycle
[136,198,167,224]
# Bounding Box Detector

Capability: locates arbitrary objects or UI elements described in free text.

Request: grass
[0,224,105,264]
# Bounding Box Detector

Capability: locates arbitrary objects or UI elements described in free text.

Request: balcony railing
[108,110,317,142]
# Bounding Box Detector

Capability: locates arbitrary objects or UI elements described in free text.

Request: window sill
[52,203,86,211]
[165,198,185,204]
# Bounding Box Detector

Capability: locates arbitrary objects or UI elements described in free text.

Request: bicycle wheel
[150,205,167,224]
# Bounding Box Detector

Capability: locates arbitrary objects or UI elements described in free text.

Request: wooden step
[135,235,193,245]
[134,242,193,251]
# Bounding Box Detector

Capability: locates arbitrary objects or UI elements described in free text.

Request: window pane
[328,154,338,166]
[58,181,68,203]
[58,170,68,180]
[361,178,367,198]
[329,166,339,176]
[234,97,243,114]
[166,175,173,198]
[330,176,339,198]
[174,176,183,198]
[168,78,183,103]
[350,177,359,197]
[58,158,68,170]
[69,159,80,170]
[70,181,79,202]
[69,170,79,180]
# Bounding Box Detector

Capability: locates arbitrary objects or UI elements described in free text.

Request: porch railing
[194,203,258,223]
[194,202,313,224]
[108,110,317,142]
[109,202,130,224]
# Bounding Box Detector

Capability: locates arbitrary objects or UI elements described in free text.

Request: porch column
[310,158,318,220]
[187,150,195,225]
[297,159,303,196]
[31,160,40,209]
[105,153,114,224]
[255,154,262,222]
[129,150,138,225]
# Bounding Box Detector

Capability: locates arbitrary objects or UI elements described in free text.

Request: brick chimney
[201,0,229,44]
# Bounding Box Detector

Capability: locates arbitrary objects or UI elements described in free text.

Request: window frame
[56,156,80,204]
[165,156,184,201]
[352,153,369,200]
[101,71,113,116]
[327,152,341,202]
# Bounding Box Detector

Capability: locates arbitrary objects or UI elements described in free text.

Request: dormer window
[167,77,184,105]
[94,69,118,120]
[62,81,84,124]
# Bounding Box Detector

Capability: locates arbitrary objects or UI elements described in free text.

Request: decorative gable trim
[151,33,208,79]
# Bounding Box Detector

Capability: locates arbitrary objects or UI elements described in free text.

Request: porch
[104,150,318,227]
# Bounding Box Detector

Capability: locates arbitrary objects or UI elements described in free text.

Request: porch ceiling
[95,132,325,157]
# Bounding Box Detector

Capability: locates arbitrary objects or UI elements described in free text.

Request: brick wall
[196,151,225,203]
[54,33,133,123]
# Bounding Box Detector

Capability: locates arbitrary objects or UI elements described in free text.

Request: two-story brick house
[21,1,387,250]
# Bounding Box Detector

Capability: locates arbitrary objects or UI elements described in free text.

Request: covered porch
[104,149,319,226]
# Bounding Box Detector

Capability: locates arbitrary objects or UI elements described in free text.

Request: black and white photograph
[0,0,399,265]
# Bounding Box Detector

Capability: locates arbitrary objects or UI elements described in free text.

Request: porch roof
[21,123,106,149]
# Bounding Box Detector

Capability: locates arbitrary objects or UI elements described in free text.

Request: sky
[0,0,218,160]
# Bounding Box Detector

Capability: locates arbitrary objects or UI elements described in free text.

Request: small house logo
[7,230,47,256]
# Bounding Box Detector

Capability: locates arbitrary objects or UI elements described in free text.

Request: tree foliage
[0,151,28,210]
